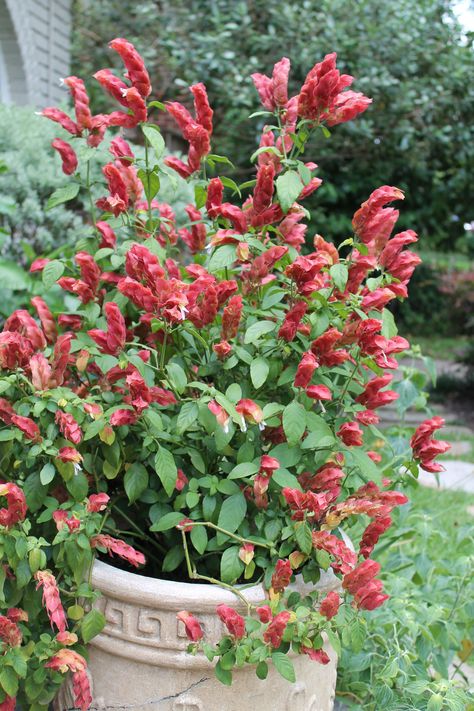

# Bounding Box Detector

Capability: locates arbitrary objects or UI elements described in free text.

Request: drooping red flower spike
[177,610,204,642]
[51,138,78,175]
[35,570,67,633]
[0,482,27,528]
[91,534,145,567]
[216,604,246,639]
[410,416,451,473]
[109,38,152,98]
[88,301,127,356]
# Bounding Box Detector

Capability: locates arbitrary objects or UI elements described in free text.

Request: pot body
[55,560,339,711]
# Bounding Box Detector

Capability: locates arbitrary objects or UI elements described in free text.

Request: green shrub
[337,489,474,710]
[0,106,87,263]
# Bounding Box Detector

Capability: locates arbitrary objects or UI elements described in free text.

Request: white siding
[0,0,71,107]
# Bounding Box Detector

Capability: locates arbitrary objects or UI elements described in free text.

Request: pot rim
[91,559,340,611]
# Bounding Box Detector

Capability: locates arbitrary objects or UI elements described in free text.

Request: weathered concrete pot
[56,560,339,711]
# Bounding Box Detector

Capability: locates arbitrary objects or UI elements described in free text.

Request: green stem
[85,160,99,237]
[336,357,360,414]
[181,531,252,612]
[111,505,166,554]
[144,139,154,234]
[191,521,271,549]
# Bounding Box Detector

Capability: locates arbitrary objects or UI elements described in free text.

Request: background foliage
[72,0,474,251]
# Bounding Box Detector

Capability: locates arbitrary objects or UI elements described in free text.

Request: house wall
[0,0,71,107]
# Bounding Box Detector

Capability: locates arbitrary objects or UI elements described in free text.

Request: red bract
[63,76,92,130]
[109,38,151,98]
[263,611,291,647]
[31,296,57,343]
[311,327,349,366]
[271,559,292,594]
[319,591,340,620]
[165,84,213,177]
[306,385,332,401]
[0,483,27,528]
[11,415,42,443]
[46,648,87,673]
[41,107,80,135]
[343,560,389,611]
[35,571,67,632]
[87,493,110,512]
[359,515,392,558]
[298,53,371,126]
[337,421,363,447]
[410,416,451,472]
[278,301,307,342]
[303,647,331,665]
[236,399,265,430]
[4,309,46,350]
[177,611,204,642]
[294,351,319,388]
[356,374,398,410]
[352,186,404,248]
[72,670,93,711]
[55,411,83,445]
[252,57,291,110]
[89,302,126,355]
[97,163,129,216]
[216,604,246,638]
[51,138,78,175]
[312,530,357,575]
[91,534,145,567]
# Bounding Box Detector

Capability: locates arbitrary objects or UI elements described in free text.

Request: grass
[405,335,470,361]
[440,430,474,464]
[409,484,474,540]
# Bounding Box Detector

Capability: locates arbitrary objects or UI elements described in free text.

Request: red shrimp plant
[0,39,450,707]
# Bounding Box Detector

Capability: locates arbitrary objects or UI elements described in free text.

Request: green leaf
[150,511,184,532]
[142,124,166,160]
[166,362,187,393]
[215,660,233,686]
[42,259,65,290]
[329,263,348,292]
[244,320,276,344]
[124,462,149,503]
[256,661,268,680]
[282,400,306,446]
[276,170,303,213]
[176,401,198,434]
[137,168,160,203]
[208,244,236,272]
[395,378,419,414]
[346,447,380,480]
[301,413,335,449]
[0,666,18,697]
[250,357,270,389]
[81,609,106,644]
[272,468,301,489]
[381,308,398,338]
[162,545,185,572]
[217,493,247,537]
[0,259,31,290]
[190,525,208,554]
[66,471,89,501]
[220,546,244,583]
[271,652,296,682]
[154,445,177,496]
[46,183,80,210]
[427,694,444,711]
[39,463,56,485]
[295,522,312,554]
[228,462,259,480]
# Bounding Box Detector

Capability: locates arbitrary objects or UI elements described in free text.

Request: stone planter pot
[55,560,339,711]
